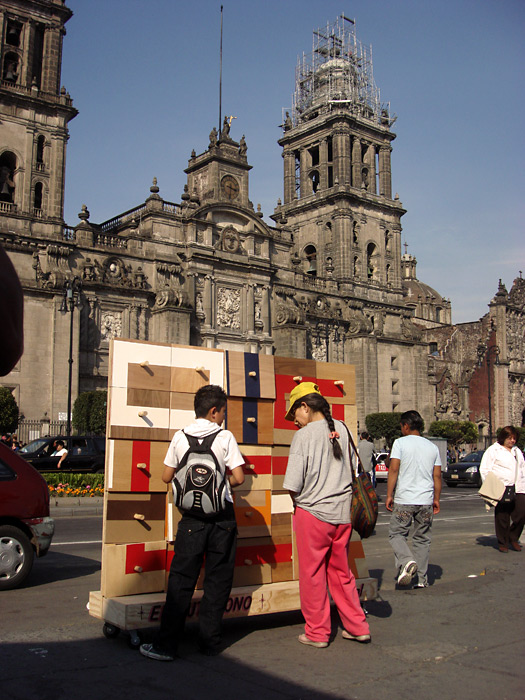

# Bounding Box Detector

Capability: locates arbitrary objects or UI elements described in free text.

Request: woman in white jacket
[480,426,525,553]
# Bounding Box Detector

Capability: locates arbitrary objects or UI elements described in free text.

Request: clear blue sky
[61,0,525,324]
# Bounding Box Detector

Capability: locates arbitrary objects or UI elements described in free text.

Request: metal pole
[66,295,74,437]
[487,351,493,442]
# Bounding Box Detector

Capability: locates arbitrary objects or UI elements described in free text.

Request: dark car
[0,442,55,589]
[444,450,485,487]
[18,435,106,474]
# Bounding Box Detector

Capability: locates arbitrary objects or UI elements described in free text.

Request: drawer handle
[248,371,257,377]
[136,462,147,470]
[138,410,148,418]
[246,417,256,423]
[134,566,143,573]
[334,380,344,386]
[293,376,302,382]
[244,559,253,566]
[246,463,255,470]
[134,513,145,521]
[195,366,205,372]
[140,360,149,368]
[245,511,253,518]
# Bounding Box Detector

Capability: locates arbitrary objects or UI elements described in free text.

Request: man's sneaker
[397,560,417,586]
[413,582,428,589]
[139,643,175,661]
[342,630,371,643]
[298,633,328,648]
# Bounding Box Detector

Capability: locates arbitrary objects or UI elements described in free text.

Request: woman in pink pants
[283,382,370,648]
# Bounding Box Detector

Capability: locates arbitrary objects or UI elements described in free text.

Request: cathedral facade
[1,3,523,439]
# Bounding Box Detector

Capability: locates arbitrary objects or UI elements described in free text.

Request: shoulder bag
[342,423,378,539]
[478,450,518,507]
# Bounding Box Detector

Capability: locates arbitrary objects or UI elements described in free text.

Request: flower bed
[42,472,104,498]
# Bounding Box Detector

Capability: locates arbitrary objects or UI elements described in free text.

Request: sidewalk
[50,496,104,517]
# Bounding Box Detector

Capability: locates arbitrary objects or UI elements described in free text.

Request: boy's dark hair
[55,440,65,448]
[194,384,227,418]
[399,410,424,433]
[497,425,519,445]
[360,431,370,440]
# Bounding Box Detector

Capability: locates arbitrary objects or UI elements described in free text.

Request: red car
[0,442,55,590]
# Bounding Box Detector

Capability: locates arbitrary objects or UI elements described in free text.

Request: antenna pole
[219,5,223,133]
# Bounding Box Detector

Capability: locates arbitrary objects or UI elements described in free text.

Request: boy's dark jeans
[158,504,237,654]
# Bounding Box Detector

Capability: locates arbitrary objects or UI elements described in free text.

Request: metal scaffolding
[287,15,390,128]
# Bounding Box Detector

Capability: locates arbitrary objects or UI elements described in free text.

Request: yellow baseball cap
[285,382,321,421]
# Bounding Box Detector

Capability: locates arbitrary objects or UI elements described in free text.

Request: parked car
[374,452,390,481]
[444,450,485,487]
[0,442,55,589]
[18,435,106,473]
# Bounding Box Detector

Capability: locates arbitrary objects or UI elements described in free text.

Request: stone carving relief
[153,288,189,310]
[435,375,461,417]
[217,287,241,329]
[274,287,305,326]
[401,313,423,341]
[100,311,122,342]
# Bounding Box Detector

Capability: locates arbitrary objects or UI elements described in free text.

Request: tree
[72,390,107,435]
[365,412,404,449]
[428,420,478,452]
[0,386,19,434]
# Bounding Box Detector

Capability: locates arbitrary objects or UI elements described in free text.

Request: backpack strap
[178,429,223,468]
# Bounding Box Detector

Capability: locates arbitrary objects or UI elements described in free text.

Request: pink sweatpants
[294,506,369,642]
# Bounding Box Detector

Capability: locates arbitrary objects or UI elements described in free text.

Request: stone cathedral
[1,2,523,438]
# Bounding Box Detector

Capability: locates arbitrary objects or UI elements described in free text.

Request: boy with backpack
[140,384,245,661]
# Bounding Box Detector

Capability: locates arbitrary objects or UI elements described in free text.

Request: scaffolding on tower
[287,15,392,129]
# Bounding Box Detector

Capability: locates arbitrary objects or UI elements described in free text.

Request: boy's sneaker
[139,643,175,662]
[342,630,371,643]
[397,560,417,586]
[298,634,328,648]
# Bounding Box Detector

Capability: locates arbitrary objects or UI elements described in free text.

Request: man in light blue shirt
[386,410,442,588]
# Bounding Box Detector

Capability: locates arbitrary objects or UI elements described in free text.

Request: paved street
[1,484,524,700]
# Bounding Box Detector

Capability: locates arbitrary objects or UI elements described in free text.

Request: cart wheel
[128,629,142,649]
[103,623,120,639]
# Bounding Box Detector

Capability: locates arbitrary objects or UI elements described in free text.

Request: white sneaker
[139,643,175,661]
[397,560,417,586]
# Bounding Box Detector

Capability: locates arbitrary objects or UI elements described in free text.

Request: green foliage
[72,390,107,434]
[42,472,104,489]
[0,386,19,434]
[428,420,478,447]
[365,412,403,448]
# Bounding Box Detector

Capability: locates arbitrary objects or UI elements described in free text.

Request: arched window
[305,245,317,276]
[34,182,43,210]
[310,170,320,194]
[2,52,19,82]
[436,307,442,323]
[6,21,22,47]
[0,151,17,202]
[366,242,377,280]
[36,135,45,164]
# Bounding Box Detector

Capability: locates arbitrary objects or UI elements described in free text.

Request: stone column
[42,23,62,94]
[203,275,213,329]
[319,138,329,191]
[299,148,308,198]
[332,209,352,279]
[246,284,255,334]
[379,146,392,198]
[365,143,376,194]
[351,137,361,188]
[283,148,295,204]
[261,285,270,335]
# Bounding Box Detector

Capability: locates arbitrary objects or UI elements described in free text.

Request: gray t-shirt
[390,434,441,505]
[283,419,356,524]
[358,439,375,472]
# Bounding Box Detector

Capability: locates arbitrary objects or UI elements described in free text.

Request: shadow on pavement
[475,534,498,549]
[21,551,100,588]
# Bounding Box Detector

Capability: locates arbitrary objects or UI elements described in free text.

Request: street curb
[50,496,103,517]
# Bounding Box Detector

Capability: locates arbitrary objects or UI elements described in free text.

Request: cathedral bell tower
[273,16,405,293]
[0,0,77,235]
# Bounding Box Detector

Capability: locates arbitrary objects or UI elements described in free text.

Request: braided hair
[290,393,342,460]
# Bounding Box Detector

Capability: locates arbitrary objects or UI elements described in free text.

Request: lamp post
[60,276,82,437]
[477,341,500,443]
